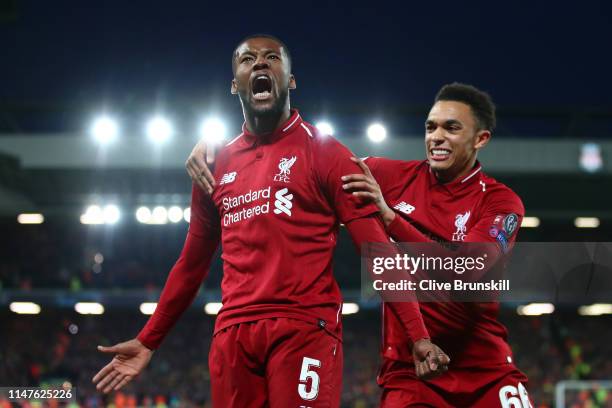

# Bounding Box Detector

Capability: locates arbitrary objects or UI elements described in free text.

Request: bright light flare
[315,122,334,136]
[168,206,184,223]
[521,217,540,228]
[17,213,44,224]
[575,217,600,228]
[367,123,387,143]
[146,116,173,144]
[74,302,105,315]
[91,116,119,145]
[204,302,223,315]
[136,207,152,224]
[342,303,359,315]
[199,118,227,144]
[10,302,41,314]
[517,303,554,316]
[578,303,612,316]
[140,302,158,315]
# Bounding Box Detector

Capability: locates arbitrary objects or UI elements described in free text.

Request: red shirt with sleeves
[365,157,525,369]
[208,110,428,339]
[138,110,429,349]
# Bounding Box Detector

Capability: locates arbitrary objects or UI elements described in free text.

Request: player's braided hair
[232,34,292,73]
[435,83,496,131]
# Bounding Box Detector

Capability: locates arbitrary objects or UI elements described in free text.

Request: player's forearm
[345,216,430,343]
[137,232,219,349]
[385,214,432,243]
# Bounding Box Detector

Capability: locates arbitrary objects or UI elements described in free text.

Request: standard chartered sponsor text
[223,187,271,226]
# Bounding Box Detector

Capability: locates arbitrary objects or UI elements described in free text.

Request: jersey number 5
[298,357,321,401]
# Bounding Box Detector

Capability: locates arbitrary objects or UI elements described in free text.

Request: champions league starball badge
[503,213,519,237]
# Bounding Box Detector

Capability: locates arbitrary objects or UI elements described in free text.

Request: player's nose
[253,55,270,70]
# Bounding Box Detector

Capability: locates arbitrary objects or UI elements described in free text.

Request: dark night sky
[2,0,612,133]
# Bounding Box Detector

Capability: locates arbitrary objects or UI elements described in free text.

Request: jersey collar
[240,109,303,147]
[427,161,484,193]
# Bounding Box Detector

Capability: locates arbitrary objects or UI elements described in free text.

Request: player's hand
[92,338,153,394]
[412,339,450,380]
[341,157,396,226]
[185,139,217,194]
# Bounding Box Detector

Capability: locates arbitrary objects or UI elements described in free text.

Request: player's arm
[314,134,449,378]
[92,185,220,393]
[343,158,524,275]
[345,216,449,378]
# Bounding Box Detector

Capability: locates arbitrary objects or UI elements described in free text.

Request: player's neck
[434,156,478,184]
[243,107,291,137]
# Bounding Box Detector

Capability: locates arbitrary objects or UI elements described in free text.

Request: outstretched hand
[92,338,153,394]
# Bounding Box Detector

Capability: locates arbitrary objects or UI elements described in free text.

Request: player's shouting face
[231,37,296,117]
[425,100,491,182]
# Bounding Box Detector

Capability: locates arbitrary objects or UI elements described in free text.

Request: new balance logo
[393,201,415,215]
[219,172,237,185]
[273,188,293,216]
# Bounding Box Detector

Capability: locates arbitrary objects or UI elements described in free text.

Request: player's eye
[241,56,254,63]
[425,124,435,132]
[268,55,280,60]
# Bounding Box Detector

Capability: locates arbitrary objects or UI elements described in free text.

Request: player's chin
[247,97,277,113]
[428,157,453,171]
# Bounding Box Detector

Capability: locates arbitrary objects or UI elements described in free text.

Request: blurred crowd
[1,310,611,408]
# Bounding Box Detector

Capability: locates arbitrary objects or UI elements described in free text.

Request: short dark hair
[232,34,292,73]
[435,83,496,131]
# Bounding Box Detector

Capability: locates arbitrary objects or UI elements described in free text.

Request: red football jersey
[365,158,525,369]
[190,110,378,337]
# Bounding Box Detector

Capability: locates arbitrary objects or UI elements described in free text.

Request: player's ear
[289,74,296,90]
[231,78,238,95]
[474,129,491,150]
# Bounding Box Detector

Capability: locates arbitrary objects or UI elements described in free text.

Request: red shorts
[208,318,343,408]
[378,359,533,408]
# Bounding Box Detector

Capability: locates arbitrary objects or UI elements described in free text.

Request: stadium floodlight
[341,303,359,315]
[367,123,387,143]
[102,205,120,224]
[578,303,612,316]
[199,117,227,145]
[183,207,191,223]
[90,116,119,145]
[9,301,41,315]
[574,217,600,228]
[74,302,105,315]
[146,116,173,144]
[204,302,223,315]
[168,206,184,223]
[17,213,44,224]
[136,206,152,224]
[315,121,334,136]
[516,303,554,316]
[80,205,104,225]
[521,216,540,228]
[151,206,168,224]
[140,302,158,315]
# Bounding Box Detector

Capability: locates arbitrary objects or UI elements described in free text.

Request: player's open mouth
[430,148,451,161]
[252,75,273,100]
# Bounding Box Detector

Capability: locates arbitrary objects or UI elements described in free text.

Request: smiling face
[425,100,491,181]
[231,37,296,117]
